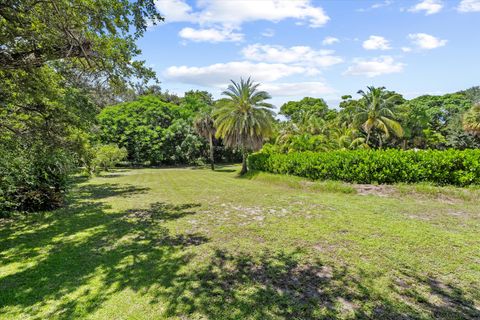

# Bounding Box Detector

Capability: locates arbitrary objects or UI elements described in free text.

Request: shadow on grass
[1,183,479,319]
[189,164,239,173]
[70,183,150,200]
[161,250,480,319]
[237,170,261,180]
[0,197,205,319]
[214,168,237,173]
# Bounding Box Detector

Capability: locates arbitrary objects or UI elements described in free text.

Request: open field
[1,166,480,319]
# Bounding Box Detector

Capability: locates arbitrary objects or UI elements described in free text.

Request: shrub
[248,149,480,186]
[90,144,128,174]
[0,144,74,214]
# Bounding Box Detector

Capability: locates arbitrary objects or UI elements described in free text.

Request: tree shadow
[214,168,237,173]
[159,250,384,319]
[125,202,201,222]
[237,170,261,180]
[0,199,205,319]
[189,164,239,173]
[70,183,150,200]
[1,183,479,319]
[390,266,480,319]
[96,168,133,178]
[158,250,480,319]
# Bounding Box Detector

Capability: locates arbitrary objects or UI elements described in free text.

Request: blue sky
[139,0,480,109]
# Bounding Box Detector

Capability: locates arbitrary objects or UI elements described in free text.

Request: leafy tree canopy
[97,95,205,165]
[280,97,334,123]
[0,0,162,86]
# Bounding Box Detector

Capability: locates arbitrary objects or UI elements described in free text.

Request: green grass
[1,165,480,319]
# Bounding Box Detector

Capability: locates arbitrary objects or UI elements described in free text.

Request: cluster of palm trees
[195,78,480,174]
[194,77,274,175]
[194,78,413,175]
[275,86,405,153]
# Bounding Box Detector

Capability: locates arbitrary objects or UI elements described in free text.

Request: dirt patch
[447,211,469,217]
[354,184,396,197]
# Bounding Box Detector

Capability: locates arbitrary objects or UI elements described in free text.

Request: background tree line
[272,86,480,153]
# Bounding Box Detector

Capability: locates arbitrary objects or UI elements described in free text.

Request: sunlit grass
[1,165,479,319]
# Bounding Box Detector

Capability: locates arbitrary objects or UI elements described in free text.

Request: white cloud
[261,28,275,37]
[322,36,340,45]
[155,0,196,22]
[155,0,329,27]
[259,82,336,96]
[408,33,447,49]
[362,35,392,50]
[408,0,443,15]
[401,47,412,52]
[372,0,394,9]
[457,0,480,12]
[179,27,243,42]
[344,56,405,77]
[357,0,393,12]
[154,0,329,42]
[164,61,307,86]
[196,0,329,28]
[241,44,343,67]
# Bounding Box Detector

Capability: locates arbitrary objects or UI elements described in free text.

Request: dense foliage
[89,144,128,174]
[0,142,74,213]
[249,148,480,186]
[98,94,241,166]
[273,87,480,153]
[0,0,162,214]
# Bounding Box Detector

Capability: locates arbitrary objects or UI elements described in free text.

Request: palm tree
[214,77,274,175]
[194,110,216,170]
[463,103,480,135]
[354,86,404,147]
[332,125,367,150]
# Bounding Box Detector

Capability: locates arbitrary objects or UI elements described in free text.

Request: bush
[0,144,74,214]
[89,144,128,174]
[248,149,480,186]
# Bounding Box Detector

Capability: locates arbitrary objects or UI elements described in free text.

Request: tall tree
[214,78,274,175]
[194,111,216,170]
[354,86,404,147]
[280,97,333,123]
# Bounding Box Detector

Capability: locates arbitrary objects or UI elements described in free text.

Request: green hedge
[248,149,480,186]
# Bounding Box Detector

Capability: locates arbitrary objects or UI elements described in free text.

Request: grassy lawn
[1,166,480,319]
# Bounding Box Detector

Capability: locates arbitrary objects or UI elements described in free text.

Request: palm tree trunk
[379,135,383,149]
[209,134,215,170]
[366,131,371,146]
[240,148,248,175]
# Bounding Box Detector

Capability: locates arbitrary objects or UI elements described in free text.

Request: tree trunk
[240,149,248,175]
[366,131,371,146]
[209,134,215,170]
[379,135,383,149]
